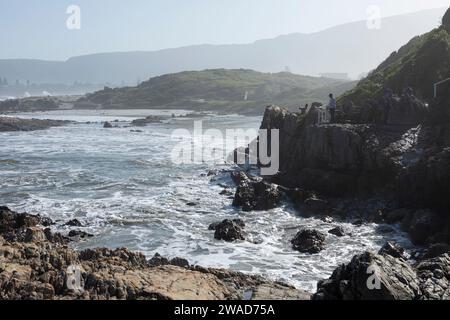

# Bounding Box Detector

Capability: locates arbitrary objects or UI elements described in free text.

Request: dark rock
[68,230,94,239]
[170,257,190,268]
[186,202,197,207]
[0,116,69,132]
[219,189,233,196]
[208,222,221,231]
[207,170,218,177]
[63,219,83,227]
[313,252,421,300]
[214,219,245,242]
[232,173,281,211]
[384,208,411,224]
[43,228,69,244]
[403,210,442,245]
[423,244,450,260]
[328,226,347,237]
[148,253,170,267]
[285,188,309,207]
[443,7,450,31]
[303,197,328,214]
[378,242,406,260]
[230,171,249,185]
[131,116,162,127]
[416,253,450,300]
[375,225,396,234]
[291,229,326,254]
[103,122,113,128]
[0,206,56,241]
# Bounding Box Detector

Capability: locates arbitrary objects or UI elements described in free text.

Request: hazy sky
[0,0,448,60]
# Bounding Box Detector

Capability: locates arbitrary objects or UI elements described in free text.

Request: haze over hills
[74,69,356,115]
[0,8,446,87]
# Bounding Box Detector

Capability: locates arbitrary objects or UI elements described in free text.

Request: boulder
[328,226,347,237]
[0,207,56,242]
[291,229,326,254]
[402,210,443,245]
[148,254,190,268]
[214,219,245,242]
[233,175,281,211]
[170,257,190,268]
[313,252,421,300]
[303,197,328,214]
[131,116,162,127]
[103,122,113,128]
[63,219,83,227]
[230,171,250,185]
[378,242,406,260]
[383,208,410,224]
[416,253,450,300]
[68,230,94,239]
[148,253,170,267]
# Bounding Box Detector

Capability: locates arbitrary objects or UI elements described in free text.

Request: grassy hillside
[341,22,450,105]
[77,69,355,115]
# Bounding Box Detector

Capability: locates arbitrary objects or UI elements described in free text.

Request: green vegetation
[341,24,450,105]
[77,69,355,115]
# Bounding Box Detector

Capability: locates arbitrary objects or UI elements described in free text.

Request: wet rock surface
[416,253,450,300]
[378,242,406,260]
[213,219,245,242]
[0,207,310,300]
[232,172,282,211]
[131,116,163,127]
[313,252,421,300]
[257,104,450,260]
[0,117,69,132]
[291,229,326,254]
[328,226,347,237]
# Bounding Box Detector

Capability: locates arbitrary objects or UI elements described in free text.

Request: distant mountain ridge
[0,8,446,85]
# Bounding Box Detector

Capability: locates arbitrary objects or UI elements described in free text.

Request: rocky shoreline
[0,116,70,132]
[0,206,310,300]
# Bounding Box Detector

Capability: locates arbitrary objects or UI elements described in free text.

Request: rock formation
[0,117,69,132]
[313,252,421,300]
[291,229,326,254]
[232,172,282,211]
[0,207,310,300]
[212,219,245,242]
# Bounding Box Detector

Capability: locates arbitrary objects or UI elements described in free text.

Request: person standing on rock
[327,93,337,123]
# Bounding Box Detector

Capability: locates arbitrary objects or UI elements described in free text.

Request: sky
[0,0,448,60]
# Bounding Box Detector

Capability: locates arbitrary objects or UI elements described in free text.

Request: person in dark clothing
[327,93,336,123]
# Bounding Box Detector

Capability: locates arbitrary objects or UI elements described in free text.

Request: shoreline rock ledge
[0,206,310,300]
